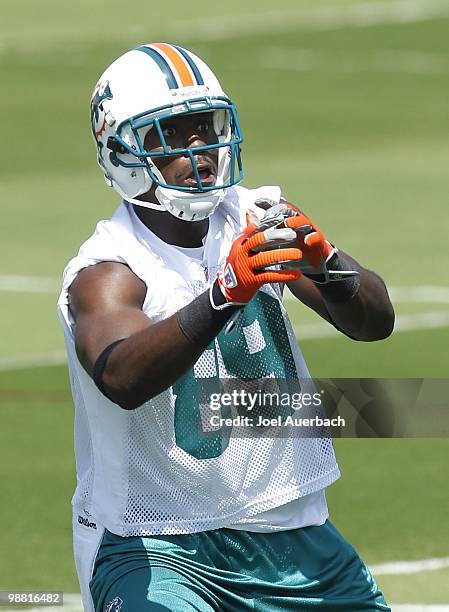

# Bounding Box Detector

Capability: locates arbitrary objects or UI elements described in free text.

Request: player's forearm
[100,285,237,409]
[320,255,395,341]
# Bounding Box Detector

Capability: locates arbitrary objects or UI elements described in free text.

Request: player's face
[144,112,219,189]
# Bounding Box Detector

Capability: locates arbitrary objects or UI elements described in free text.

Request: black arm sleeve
[92,338,126,399]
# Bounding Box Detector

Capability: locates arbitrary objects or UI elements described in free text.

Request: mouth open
[183,160,217,188]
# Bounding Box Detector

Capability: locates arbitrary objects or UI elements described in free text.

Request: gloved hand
[255,199,359,285]
[283,206,335,270]
[212,216,302,308]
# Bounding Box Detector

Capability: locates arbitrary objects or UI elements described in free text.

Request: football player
[58,43,393,611]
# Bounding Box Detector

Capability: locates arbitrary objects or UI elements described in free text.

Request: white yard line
[389,286,449,304]
[0,311,448,372]
[394,607,449,612]
[392,311,449,333]
[293,311,449,340]
[372,556,449,575]
[2,0,449,57]
[2,275,449,304]
[0,351,67,371]
[0,277,448,370]
[284,285,449,304]
[164,0,449,42]
[285,284,449,339]
[260,47,449,74]
[0,274,60,294]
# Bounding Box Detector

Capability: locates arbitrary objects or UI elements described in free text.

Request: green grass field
[1,0,448,607]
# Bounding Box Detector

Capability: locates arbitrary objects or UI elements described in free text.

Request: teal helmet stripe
[136,45,178,89]
[172,45,205,86]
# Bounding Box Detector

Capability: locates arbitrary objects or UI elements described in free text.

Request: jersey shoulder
[222,184,282,229]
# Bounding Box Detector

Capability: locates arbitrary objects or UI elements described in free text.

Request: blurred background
[1,0,448,608]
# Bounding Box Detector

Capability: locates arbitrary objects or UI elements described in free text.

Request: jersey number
[173,292,297,459]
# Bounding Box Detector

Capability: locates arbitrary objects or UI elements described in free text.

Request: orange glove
[282,204,335,269]
[214,221,302,307]
[255,199,359,285]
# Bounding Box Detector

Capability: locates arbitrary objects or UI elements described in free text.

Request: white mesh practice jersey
[58,185,340,536]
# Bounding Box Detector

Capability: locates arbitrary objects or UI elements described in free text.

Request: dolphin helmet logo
[90,80,113,162]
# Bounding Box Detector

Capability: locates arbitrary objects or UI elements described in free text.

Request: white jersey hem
[87,467,340,537]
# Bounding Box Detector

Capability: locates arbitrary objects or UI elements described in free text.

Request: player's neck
[132,205,208,248]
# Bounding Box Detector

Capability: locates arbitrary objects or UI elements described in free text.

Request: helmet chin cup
[110,165,223,221]
[191,200,218,214]
[154,185,223,222]
[126,160,224,221]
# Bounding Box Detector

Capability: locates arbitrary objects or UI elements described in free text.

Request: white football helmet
[90,43,243,221]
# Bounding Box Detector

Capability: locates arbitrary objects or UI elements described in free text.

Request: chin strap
[110,176,223,221]
[107,162,226,221]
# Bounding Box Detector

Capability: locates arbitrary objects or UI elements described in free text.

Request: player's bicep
[74,307,151,375]
[68,262,150,374]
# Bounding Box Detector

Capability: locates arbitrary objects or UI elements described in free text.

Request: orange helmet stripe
[150,43,195,87]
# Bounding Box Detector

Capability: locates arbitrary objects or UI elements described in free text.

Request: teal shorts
[90,520,390,611]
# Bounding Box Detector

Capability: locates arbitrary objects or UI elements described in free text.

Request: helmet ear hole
[107,137,127,154]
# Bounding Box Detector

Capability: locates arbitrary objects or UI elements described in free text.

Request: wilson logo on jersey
[105,597,123,612]
[77,515,97,530]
